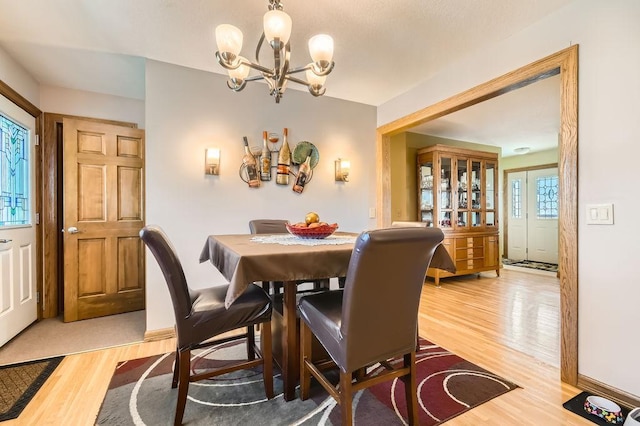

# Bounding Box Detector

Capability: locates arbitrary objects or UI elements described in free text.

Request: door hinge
[35,213,40,225]
[37,291,40,303]
[35,134,40,146]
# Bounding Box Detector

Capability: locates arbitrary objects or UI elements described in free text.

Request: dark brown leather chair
[298,227,445,426]
[140,225,274,426]
[248,219,330,293]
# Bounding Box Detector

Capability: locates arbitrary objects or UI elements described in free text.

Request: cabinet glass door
[470,160,482,227]
[456,158,469,229]
[485,161,497,227]
[419,161,434,226]
[439,157,452,228]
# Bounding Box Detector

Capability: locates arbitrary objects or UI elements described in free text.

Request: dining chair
[140,225,274,426]
[298,227,445,425]
[248,219,330,293]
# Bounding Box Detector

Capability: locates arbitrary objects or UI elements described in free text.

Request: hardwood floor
[7,268,590,425]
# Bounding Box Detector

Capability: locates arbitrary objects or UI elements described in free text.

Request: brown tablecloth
[199,232,455,308]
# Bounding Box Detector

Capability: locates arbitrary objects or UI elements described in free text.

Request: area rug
[0,356,64,421]
[96,338,518,425]
[563,391,631,425]
[503,259,558,273]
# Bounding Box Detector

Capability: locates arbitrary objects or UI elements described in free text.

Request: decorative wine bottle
[276,128,291,185]
[260,131,271,181]
[242,136,260,188]
[292,155,311,193]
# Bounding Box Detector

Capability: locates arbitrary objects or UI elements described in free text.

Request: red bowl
[286,223,338,239]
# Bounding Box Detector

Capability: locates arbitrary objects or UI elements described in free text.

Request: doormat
[563,391,631,425]
[503,259,558,273]
[96,338,519,425]
[0,356,64,421]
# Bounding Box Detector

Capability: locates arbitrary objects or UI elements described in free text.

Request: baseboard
[577,374,640,409]
[143,327,175,342]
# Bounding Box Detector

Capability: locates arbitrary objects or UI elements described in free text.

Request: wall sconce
[335,158,350,182]
[205,148,220,175]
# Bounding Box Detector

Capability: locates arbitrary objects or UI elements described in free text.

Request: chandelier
[214,0,335,103]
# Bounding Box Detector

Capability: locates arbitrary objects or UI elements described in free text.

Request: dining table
[198,230,455,401]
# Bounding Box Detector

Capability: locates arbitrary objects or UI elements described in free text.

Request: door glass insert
[511,179,522,218]
[0,114,30,226]
[536,176,559,219]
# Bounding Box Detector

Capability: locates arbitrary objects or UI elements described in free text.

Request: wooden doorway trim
[376,45,578,384]
[41,113,138,319]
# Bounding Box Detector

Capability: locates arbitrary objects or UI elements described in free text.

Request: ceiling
[0,0,571,155]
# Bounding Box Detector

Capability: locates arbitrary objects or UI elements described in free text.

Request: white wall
[0,46,40,108]
[39,85,145,127]
[379,0,640,398]
[145,60,377,331]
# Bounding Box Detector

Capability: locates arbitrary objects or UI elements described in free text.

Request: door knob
[67,227,80,234]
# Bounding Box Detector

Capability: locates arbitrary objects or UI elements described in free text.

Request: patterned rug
[503,259,558,273]
[0,356,64,421]
[96,338,518,425]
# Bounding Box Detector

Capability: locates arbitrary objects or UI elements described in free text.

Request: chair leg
[171,348,180,388]
[402,352,419,426]
[247,325,256,361]
[260,319,274,399]
[338,276,346,289]
[339,370,353,426]
[299,320,313,401]
[174,349,191,426]
[313,279,330,291]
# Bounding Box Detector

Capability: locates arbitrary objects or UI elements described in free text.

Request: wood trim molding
[0,79,41,118]
[578,374,640,411]
[376,45,578,385]
[144,327,176,342]
[502,163,559,259]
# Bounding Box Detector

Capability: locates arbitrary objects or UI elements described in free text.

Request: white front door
[506,167,559,264]
[527,167,558,264]
[507,171,527,260]
[0,95,37,347]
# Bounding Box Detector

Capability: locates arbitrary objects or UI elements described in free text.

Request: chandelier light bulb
[228,59,250,80]
[215,24,243,57]
[308,34,334,65]
[263,10,292,47]
[306,69,327,87]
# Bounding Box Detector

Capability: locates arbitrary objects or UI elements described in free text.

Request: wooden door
[63,118,145,322]
[0,96,37,345]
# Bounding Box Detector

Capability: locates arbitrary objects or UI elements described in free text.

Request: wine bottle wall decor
[238,128,319,193]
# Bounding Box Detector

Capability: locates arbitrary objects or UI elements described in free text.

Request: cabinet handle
[0,239,12,243]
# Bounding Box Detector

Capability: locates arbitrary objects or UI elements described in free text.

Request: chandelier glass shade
[214,0,335,103]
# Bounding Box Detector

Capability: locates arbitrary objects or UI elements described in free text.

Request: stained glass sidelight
[511,179,522,219]
[0,114,29,226]
[536,176,559,219]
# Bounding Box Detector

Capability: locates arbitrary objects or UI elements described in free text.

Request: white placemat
[250,234,356,246]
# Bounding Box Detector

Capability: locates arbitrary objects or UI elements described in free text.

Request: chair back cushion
[249,219,289,234]
[341,227,444,370]
[139,225,193,320]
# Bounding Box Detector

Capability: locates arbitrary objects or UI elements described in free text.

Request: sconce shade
[205,148,221,175]
[335,158,350,182]
[263,10,292,46]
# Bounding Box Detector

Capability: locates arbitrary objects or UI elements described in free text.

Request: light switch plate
[585,203,614,225]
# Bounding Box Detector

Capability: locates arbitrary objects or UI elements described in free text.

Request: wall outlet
[368,207,376,218]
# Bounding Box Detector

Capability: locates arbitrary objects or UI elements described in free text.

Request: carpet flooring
[0,356,64,421]
[97,338,519,425]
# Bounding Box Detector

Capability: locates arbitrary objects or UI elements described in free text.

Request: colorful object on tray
[584,395,625,424]
[286,222,338,239]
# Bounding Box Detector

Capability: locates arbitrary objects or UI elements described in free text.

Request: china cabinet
[417,145,499,285]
